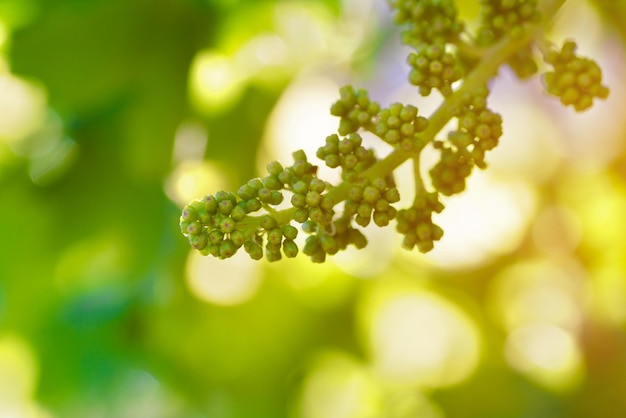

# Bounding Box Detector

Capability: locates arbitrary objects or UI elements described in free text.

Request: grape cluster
[374,103,429,148]
[407,44,463,97]
[477,0,541,78]
[343,176,400,228]
[301,218,368,263]
[430,88,502,195]
[330,85,380,136]
[542,41,609,112]
[316,133,376,181]
[289,176,335,226]
[388,0,463,48]
[396,192,445,252]
[180,151,317,261]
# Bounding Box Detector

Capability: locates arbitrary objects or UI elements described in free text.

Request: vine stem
[240,0,567,230]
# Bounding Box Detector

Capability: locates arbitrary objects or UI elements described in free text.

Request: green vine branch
[180,0,609,263]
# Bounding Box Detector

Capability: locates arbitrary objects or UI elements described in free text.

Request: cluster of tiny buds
[316,133,377,181]
[180,1,610,264]
[388,0,463,48]
[407,43,463,97]
[375,103,429,150]
[330,85,380,136]
[542,40,609,112]
[430,87,502,196]
[396,191,445,252]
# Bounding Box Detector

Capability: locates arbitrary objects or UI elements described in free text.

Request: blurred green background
[1,0,626,417]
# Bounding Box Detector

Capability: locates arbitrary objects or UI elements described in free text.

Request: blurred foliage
[0,0,625,417]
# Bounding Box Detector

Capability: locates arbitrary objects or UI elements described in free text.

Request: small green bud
[219,217,236,233]
[190,233,208,250]
[281,225,298,240]
[220,239,237,258]
[231,204,247,221]
[186,220,203,235]
[267,228,283,246]
[244,241,263,260]
[230,230,245,247]
[266,161,284,176]
[218,199,234,215]
[303,236,321,255]
[260,215,278,230]
[208,230,225,245]
[282,239,298,258]
[245,199,262,212]
[294,208,309,223]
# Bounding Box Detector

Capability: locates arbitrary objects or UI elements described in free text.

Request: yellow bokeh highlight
[186,249,262,306]
[296,351,381,418]
[412,171,536,270]
[0,334,51,418]
[505,324,583,392]
[0,72,47,146]
[164,160,230,208]
[488,259,585,333]
[359,283,481,388]
[189,50,244,114]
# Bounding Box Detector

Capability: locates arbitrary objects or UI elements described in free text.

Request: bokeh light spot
[361,287,481,388]
[488,259,585,332]
[165,160,229,208]
[189,50,244,114]
[186,249,262,306]
[297,351,381,418]
[505,324,583,392]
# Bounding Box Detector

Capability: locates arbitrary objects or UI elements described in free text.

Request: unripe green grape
[321,235,339,255]
[283,239,299,258]
[186,220,202,235]
[219,239,237,258]
[218,199,234,215]
[245,199,262,212]
[320,196,335,212]
[208,244,221,257]
[200,195,218,214]
[190,233,208,251]
[282,225,298,240]
[257,188,272,203]
[349,228,367,249]
[267,228,283,246]
[303,236,321,255]
[260,215,278,230]
[208,230,224,245]
[247,178,263,191]
[230,230,245,247]
[294,208,309,223]
[263,175,282,191]
[238,184,256,200]
[292,180,308,195]
[230,204,247,221]
[363,186,380,203]
[244,241,263,260]
[306,191,321,207]
[357,202,373,219]
[219,217,236,234]
[181,205,198,223]
[268,191,284,205]
[291,193,306,207]
[355,215,371,227]
[267,161,284,176]
[373,211,390,227]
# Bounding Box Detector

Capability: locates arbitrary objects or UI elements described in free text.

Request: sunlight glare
[189,50,244,114]
[186,249,262,306]
[361,288,481,388]
[505,324,583,392]
[297,351,381,418]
